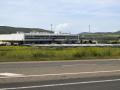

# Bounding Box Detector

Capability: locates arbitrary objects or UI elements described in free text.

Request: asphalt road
[1,59,120,68]
[1,59,120,76]
[1,59,120,90]
[1,75,120,90]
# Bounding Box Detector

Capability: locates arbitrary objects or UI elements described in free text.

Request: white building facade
[0,32,79,45]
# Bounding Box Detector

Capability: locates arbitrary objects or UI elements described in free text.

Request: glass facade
[25,35,77,40]
[24,34,78,44]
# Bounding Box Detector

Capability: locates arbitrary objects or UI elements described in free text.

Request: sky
[0,0,120,34]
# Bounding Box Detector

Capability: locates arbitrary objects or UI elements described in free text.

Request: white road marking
[1,78,120,90]
[25,69,120,77]
[0,73,24,77]
[1,70,120,79]
[0,59,120,65]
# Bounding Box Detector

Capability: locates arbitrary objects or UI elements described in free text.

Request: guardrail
[30,44,120,47]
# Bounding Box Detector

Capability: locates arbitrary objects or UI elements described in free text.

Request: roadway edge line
[0,59,120,64]
[1,78,120,90]
[1,70,120,79]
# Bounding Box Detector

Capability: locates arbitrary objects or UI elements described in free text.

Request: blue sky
[0,0,120,33]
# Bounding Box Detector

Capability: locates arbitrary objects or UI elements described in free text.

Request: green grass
[0,46,120,62]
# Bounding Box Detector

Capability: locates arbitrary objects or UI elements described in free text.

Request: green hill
[0,26,54,34]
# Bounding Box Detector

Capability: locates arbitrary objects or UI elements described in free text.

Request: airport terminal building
[0,32,79,45]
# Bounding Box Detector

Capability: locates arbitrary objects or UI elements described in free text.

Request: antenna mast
[89,24,91,33]
[51,24,53,31]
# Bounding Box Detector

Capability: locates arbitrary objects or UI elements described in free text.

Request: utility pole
[77,34,80,43]
[51,24,53,32]
[89,24,91,33]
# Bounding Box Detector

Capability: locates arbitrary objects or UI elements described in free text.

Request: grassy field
[0,46,120,62]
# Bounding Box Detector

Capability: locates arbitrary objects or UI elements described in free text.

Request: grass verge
[0,46,120,62]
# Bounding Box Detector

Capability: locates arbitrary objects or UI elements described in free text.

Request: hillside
[0,26,53,34]
[80,31,120,38]
[115,30,120,34]
[79,31,120,44]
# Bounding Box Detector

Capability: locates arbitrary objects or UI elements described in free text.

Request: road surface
[1,76,120,90]
[1,59,120,90]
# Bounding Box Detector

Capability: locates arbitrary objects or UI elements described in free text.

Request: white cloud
[55,23,71,33]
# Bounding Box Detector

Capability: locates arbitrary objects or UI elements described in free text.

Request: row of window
[25,35,78,40]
